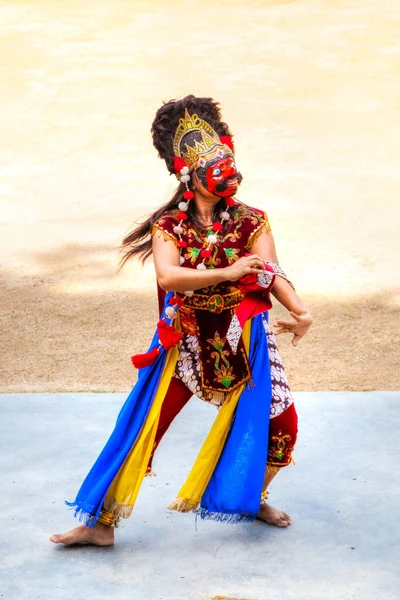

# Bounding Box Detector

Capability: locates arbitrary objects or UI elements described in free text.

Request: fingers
[274,319,295,328]
[245,268,265,274]
[234,255,265,275]
[274,327,302,345]
[244,263,264,274]
[246,255,265,269]
[274,327,291,335]
[292,334,301,347]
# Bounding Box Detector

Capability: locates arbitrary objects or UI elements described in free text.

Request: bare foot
[50,522,115,546]
[257,502,292,528]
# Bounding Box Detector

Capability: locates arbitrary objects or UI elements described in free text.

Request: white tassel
[165,306,176,319]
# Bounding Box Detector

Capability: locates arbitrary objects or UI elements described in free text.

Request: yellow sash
[168,321,250,512]
[103,320,250,518]
[103,343,179,518]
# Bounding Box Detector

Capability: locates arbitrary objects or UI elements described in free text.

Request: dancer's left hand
[272,311,312,347]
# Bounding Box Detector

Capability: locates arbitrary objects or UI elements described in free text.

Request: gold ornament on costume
[173,109,233,171]
[260,489,270,505]
[98,508,121,528]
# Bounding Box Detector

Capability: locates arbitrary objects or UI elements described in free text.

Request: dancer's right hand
[223,254,265,281]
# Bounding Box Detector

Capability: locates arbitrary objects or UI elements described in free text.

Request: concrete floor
[0,392,399,600]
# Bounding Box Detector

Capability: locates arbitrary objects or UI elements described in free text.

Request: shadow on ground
[1,242,399,392]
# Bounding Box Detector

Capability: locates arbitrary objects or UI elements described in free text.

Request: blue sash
[199,313,272,522]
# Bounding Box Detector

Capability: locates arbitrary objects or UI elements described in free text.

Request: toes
[50,532,76,545]
[256,506,292,528]
[50,533,78,544]
[277,519,290,528]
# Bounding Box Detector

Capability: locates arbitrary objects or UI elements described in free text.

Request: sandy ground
[1,0,399,392]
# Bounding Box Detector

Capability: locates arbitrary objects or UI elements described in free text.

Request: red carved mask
[198,156,243,197]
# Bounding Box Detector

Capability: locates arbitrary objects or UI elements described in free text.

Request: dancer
[51,95,312,546]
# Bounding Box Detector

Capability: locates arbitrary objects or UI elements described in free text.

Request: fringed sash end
[64,500,96,527]
[197,508,256,524]
[103,497,134,519]
[167,498,199,513]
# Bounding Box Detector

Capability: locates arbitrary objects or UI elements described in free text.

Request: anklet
[98,509,120,528]
[260,489,270,505]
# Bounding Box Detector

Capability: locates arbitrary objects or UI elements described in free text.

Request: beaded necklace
[171,157,236,296]
[172,190,235,271]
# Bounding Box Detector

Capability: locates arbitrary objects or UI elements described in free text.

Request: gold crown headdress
[173,109,233,174]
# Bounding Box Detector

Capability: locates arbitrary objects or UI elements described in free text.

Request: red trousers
[147,376,298,472]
